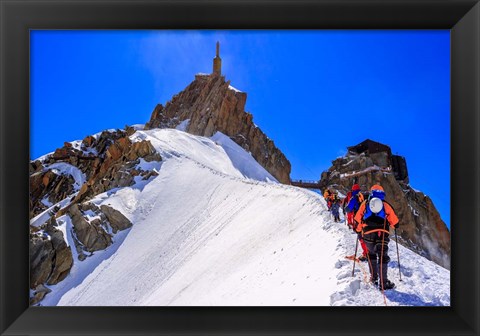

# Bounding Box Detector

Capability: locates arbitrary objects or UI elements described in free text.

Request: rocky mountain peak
[145,72,291,184]
[319,139,451,269]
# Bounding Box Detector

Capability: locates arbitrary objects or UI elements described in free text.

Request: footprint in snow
[389,261,413,277]
[348,280,362,296]
[330,292,344,305]
[329,280,361,305]
[336,270,353,281]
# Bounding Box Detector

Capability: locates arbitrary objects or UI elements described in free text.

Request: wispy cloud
[136,31,228,102]
[134,30,276,103]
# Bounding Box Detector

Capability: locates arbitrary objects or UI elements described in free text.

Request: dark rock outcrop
[145,73,291,184]
[29,217,73,289]
[30,284,52,306]
[30,232,55,288]
[29,201,133,304]
[100,204,133,233]
[320,147,451,269]
[62,202,133,261]
[45,220,74,285]
[68,203,112,252]
[29,169,76,218]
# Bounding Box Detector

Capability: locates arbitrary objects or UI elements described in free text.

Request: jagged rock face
[30,232,55,288]
[29,127,159,304]
[145,73,291,184]
[29,128,162,219]
[30,217,74,289]
[29,169,76,218]
[100,204,132,233]
[68,203,113,252]
[70,136,161,205]
[320,152,451,269]
[66,202,133,256]
[29,201,133,303]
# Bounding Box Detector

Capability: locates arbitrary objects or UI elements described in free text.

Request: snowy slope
[37,128,450,306]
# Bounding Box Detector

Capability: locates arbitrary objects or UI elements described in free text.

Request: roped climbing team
[325,183,400,290]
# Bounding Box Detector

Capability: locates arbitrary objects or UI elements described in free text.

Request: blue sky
[30,30,450,228]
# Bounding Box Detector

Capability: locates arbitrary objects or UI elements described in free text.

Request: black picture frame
[1,0,479,335]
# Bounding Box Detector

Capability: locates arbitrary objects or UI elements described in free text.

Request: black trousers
[363,231,390,282]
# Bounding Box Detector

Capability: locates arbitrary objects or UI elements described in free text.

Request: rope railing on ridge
[291,179,322,190]
[291,179,320,185]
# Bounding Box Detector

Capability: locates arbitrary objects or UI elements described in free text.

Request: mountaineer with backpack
[345,184,368,261]
[354,184,400,290]
[343,184,364,230]
[330,195,341,222]
[323,188,334,210]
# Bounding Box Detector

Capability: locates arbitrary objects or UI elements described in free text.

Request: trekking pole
[394,228,402,282]
[351,237,359,277]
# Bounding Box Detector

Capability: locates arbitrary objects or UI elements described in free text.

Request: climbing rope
[379,216,388,306]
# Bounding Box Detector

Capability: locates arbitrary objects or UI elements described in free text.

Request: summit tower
[212,41,222,75]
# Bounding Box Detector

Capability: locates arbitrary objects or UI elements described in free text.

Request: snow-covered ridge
[35,128,449,306]
[228,85,243,93]
[130,129,276,183]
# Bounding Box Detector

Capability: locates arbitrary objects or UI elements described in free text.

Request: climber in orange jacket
[344,184,368,261]
[324,188,334,210]
[354,184,399,290]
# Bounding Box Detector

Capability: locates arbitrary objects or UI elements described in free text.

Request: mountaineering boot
[380,279,395,290]
[358,254,368,262]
